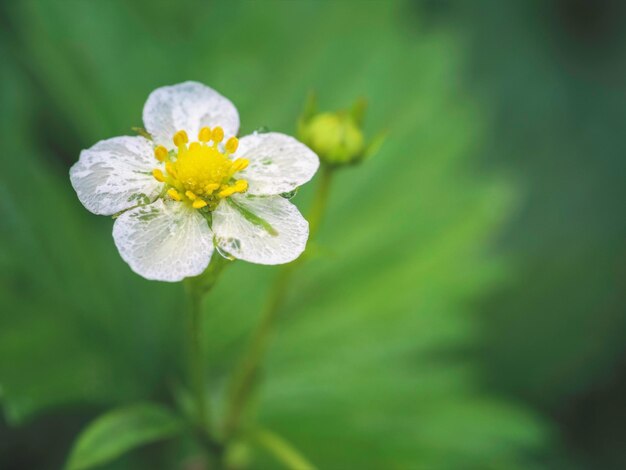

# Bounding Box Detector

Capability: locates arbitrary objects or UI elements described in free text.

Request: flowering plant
[65,84,382,470]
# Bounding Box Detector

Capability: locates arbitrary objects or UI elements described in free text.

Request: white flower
[70,81,319,282]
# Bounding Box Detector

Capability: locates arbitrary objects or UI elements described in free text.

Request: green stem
[186,285,210,432]
[183,255,231,439]
[224,165,335,436]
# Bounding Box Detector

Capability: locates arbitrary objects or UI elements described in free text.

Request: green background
[1,0,624,468]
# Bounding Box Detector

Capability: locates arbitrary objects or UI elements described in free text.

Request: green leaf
[300,91,318,123]
[65,403,184,470]
[252,428,317,470]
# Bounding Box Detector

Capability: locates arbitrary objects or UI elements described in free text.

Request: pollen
[152,127,249,210]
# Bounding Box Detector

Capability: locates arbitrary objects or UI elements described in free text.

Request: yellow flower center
[152,126,249,210]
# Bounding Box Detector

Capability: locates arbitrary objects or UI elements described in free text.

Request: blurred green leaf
[362,129,387,161]
[349,97,367,126]
[65,403,184,470]
[252,428,317,470]
[299,91,318,124]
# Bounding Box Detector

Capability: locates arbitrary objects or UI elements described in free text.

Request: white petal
[236,132,320,196]
[112,199,214,282]
[212,194,308,265]
[69,136,162,216]
[142,81,240,150]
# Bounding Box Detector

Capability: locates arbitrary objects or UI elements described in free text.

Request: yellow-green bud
[298,94,384,167]
[300,112,365,165]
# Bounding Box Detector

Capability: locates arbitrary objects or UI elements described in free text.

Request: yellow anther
[218,186,237,198]
[204,183,220,195]
[234,179,248,192]
[192,199,208,209]
[154,145,168,162]
[185,190,197,200]
[167,188,182,201]
[198,127,212,142]
[225,136,239,153]
[188,141,202,153]
[173,130,189,147]
[212,126,224,143]
[231,158,249,172]
[152,168,165,182]
[165,162,177,177]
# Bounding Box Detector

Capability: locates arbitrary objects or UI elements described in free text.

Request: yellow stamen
[198,126,212,142]
[153,127,249,210]
[217,181,247,198]
[167,188,182,201]
[204,183,220,195]
[234,179,248,192]
[165,162,177,178]
[152,169,165,182]
[212,126,224,143]
[154,145,168,162]
[225,136,239,153]
[173,130,188,147]
[188,141,202,153]
[218,186,236,198]
[231,158,249,172]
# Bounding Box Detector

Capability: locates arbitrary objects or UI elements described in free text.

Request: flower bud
[298,93,384,167]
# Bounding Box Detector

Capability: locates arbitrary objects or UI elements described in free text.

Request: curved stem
[224,165,335,436]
